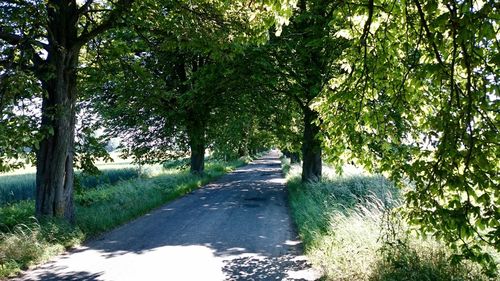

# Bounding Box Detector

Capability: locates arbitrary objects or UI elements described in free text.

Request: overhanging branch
[77,0,95,15]
[0,29,47,69]
[360,0,374,46]
[0,28,50,51]
[74,0,134,49]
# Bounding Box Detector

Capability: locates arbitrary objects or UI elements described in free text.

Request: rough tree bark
[301,106,322,182]
[35,2,80,222]
[175,56,207,175]
[31,0,133,221]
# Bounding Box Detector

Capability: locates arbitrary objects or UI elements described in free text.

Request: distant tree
[257,0,349,182]
[205,48,298,160]
[82,0,291,173]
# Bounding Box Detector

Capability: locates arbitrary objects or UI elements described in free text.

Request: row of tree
[1,0,498,274]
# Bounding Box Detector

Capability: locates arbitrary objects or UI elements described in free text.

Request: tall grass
[0,203,84,277]
[0,157,249,278]
[285,162,495,281]
[76,160,239,236]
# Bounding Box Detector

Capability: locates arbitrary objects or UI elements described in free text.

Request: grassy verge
[284,160,496,281]
[0,156,256,278]
[76,159,243,237]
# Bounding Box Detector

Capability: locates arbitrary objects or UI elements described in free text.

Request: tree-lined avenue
[15,151,319,281]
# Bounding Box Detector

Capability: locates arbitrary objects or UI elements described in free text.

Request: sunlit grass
[0,156,254,278]
[285,160,494,281]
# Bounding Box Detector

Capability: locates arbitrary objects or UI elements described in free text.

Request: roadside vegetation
[0,155,259,278]
[283,158,498,281]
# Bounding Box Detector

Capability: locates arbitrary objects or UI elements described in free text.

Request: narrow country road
[16,151,319,281]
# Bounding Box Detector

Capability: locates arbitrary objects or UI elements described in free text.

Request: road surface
[16,151,318,281]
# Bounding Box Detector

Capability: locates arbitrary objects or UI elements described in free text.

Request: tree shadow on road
[223,254,315,281]
[19,154,321,280]
[20,269,103,281]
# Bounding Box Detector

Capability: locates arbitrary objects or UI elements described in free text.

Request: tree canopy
[315,0,499,271]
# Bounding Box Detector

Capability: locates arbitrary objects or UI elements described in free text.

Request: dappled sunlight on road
[16,151,319,281]
[20,242,316,281]
[224,254,316,281]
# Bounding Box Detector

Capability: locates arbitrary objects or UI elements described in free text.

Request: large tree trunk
[186,116,206,175]
[301,106,322,182]
[35,2,79,222]
[189,140,205,175]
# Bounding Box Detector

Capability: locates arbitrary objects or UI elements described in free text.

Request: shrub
[162,158,190,170]
[0,201,35,233]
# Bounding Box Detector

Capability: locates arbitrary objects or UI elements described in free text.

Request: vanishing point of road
[15,151,319,281]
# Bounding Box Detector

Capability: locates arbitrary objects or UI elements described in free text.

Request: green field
[0,162,141,205]
[0,154,201,205]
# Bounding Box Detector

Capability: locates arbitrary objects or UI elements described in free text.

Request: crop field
[0,155,141,205]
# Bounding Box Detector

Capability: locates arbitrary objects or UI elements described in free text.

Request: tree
[260,0,349,182]
[0,0,133,221]
[316,0,499,273]
[82,0,289,173]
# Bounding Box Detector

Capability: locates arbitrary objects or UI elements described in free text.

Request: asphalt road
[15,151,318,281]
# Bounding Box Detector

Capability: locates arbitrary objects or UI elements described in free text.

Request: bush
[0,201,35,233]
[162,158,190,170]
